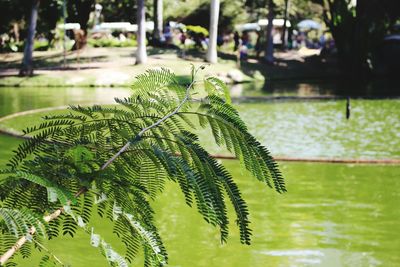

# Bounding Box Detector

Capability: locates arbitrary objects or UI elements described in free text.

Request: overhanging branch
[0,66,202,265]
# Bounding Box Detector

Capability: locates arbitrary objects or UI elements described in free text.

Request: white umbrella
[297,19,321,30]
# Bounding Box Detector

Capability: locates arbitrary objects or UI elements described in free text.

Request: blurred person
[255,31,263,58]
[239,40,248,61]
[241,31,249,46]
[180,30,187,45]
[164,21,172,45]
[319,33,326,48]
[233,31,240,51]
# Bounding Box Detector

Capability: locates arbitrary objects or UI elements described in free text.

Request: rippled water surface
[1,87,399,159]
[235,100,400,159]
[0,84,399,266]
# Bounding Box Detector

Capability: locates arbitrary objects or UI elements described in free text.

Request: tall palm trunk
[20,0,40,76]
[206,0,220,64]
[264,0,274,64]
[136,0,147,64]
[153,0,163,42]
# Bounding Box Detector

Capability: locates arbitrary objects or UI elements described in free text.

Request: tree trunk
[206,0,220,64]
[136,0,147,64]
[351,0,369,78]
[281,0,289,48]
[264,0,274,64]
[20,0,40,76]
[153,0,163,42]
[13,23,20,43]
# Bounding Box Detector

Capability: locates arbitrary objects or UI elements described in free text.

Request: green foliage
[185,25,209,37]
[0,208,46,238]
[33,40,51,52]
[39,255,58,267]
[312,0,400,75]
[164,0,249,31]
[87,38,137,48]
[0,41,24,53]
[0,67,285,266]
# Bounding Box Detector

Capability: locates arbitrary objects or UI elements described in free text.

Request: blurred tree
[0,0,61,49]
[219,0,248,31]
[164,0,247,32]
[281,0,289,47]
[264,0,275,64]
[37,0,61,45]
[66,0,95,35]
[153,0,163,43]
[206,0,220,63]
[136,0,147,64]
[20,0,40,76]
[244,0,267,20]
[0,0,28,38]
[244,0,317,22]
[96,0,136,23]
[312,0,400,78]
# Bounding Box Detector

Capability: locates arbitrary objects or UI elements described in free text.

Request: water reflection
[232,79,400,98]
[197,100,400,159]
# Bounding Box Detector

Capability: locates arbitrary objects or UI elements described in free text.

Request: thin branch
[32,239,64,265]
[100,71,198,170]
[0,187,87,265]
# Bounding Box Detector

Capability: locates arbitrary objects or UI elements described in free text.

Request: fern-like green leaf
[0,68,285,267]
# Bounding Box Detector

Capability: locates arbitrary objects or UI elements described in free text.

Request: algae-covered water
[0,85,399,266]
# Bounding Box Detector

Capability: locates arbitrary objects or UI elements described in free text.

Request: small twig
[100,68,199,170]
[31,239,64,265]
[0,187,87,265]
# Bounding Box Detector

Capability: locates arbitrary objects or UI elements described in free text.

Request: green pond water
[1,86,399,159]
[0,85,399,266]
[0,86,130,117]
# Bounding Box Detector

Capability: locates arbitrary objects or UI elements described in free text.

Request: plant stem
[32,239,64,265]
[100,71,197,170]
[0,187,87,265]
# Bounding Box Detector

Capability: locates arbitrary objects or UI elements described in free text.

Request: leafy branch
[101,65,201,170]
[0,66,285,266]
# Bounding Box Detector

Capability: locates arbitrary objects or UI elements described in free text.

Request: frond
[12,171,75,205]
[0,208,46,238]
[204,76,232,104]
[179,94,286,193]
[38,255,58,267]
[123,213,167,265]
[0,68,284,266]
[131,67,186,101]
